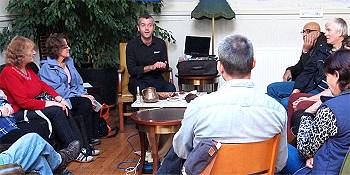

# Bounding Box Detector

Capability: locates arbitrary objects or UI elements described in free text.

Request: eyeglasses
[61,45,70,49]
[300,29,318,34]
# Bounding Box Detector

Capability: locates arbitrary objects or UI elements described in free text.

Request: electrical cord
[116,133,141,174]
[125,157,141,175]
[127,133,138,152]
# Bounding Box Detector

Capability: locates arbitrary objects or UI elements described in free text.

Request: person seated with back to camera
[0,36,94,163]
[126,14,176,95]
[39,33,101,161]
[281,49,350,174]
[267,22,332,109]
[158,34,287,174]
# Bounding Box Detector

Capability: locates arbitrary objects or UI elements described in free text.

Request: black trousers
[13,106,78,147]
[67,114,88,149]
[70,97,99,140]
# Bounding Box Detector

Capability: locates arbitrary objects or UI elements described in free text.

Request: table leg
[148,126,159,174]
[178,79,183,92]
[138,131,146,175]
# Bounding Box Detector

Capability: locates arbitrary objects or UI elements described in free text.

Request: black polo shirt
[126,36,168,80]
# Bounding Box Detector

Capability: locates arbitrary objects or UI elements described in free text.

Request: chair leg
[118,101,125,132]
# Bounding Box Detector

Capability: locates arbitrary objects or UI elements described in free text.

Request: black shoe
[89,138,101,146]
[57,140,80,170]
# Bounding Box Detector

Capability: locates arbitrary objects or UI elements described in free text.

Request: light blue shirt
[39,57,86,109]
[173,79,288,172]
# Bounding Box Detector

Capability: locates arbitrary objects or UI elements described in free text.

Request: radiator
[251,47,301,92]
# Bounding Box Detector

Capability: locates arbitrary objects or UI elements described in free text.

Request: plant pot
[77,67,118,105]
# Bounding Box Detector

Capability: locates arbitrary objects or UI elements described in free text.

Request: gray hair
[326,18,348,38]
[217,35,254,76]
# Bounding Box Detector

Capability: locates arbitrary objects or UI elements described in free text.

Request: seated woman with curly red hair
[0,36,79,150]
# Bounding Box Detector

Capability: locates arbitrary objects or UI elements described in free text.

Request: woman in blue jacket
[39,33,100,162]
[285,49,350,174]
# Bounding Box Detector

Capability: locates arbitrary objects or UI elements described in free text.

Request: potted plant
[0,0,175,104]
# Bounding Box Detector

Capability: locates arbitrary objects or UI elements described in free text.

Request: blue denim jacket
[39,57,86,109]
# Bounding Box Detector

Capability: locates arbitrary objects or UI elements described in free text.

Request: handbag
[27,92,55,138]
[177,60,218,76]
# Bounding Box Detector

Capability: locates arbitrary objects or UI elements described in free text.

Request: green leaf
[0,0,174,68]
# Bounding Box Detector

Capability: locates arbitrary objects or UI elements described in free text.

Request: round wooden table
[176,74,220,92]
[130,108,186,174]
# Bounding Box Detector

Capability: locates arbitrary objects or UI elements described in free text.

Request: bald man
[284,22,321,81]
[267,22,332,109]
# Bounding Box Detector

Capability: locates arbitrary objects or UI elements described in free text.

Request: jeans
[157,147,185,175]
[280,144,305,174]
[267,81,295,109]
[267,81,321,109]
[0,133,61,175]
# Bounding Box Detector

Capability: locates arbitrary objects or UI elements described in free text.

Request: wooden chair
[202,134,281,175]
[117,43,134,132]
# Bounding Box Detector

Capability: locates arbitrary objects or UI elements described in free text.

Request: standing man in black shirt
[126,14,176,95]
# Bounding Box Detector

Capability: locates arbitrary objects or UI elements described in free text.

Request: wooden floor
[68,111,142,175]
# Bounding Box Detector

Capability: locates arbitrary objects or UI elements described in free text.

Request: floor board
[68,111,142,175]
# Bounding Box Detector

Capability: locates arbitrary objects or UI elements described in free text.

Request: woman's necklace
[11,66,31,80]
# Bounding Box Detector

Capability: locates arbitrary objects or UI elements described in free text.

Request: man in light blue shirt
[158,34,287,174]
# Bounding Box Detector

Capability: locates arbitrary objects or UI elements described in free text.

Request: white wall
[0,0,41,65]
[0,0,10,64]
[155,0,350,91]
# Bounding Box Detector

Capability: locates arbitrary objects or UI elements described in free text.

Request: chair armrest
[0,163,25,175]
[117,66,125,95]
[118,67,125,74]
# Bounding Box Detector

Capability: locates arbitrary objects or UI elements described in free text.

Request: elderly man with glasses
[267,22,332,109]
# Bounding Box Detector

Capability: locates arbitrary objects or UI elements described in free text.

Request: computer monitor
[184,36,211,57]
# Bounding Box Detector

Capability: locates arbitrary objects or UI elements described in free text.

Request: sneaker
[75,148,94,163]
[56,140,80,172]
[145,151,153,163]
[88,145,101,156]
[89,138,101,146]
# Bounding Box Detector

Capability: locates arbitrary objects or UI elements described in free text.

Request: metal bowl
[142,87,159,103]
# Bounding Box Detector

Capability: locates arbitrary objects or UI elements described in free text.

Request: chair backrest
[340,148,350,175]
[119,42,132,96]
[203,134,281,175]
